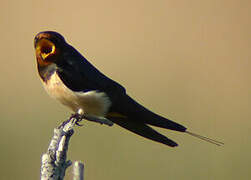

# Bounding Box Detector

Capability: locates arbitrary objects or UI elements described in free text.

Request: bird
[34,31,223,147]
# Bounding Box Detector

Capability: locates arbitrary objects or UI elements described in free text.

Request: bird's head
[34,31,66,67]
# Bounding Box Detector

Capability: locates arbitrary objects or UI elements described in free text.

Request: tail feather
[109,116,178,147]
[142,112,186,132]
[113,94,187,132]
[109,94,223,147]
[186,131,224,146]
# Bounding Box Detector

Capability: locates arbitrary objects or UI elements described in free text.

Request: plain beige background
[1,0,250,179]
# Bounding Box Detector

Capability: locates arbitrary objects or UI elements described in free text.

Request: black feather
[111,94,187,132]
[109,116,178,147]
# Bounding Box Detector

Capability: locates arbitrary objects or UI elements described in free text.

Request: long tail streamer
[186,131,224,146]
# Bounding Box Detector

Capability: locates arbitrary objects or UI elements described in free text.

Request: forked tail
[186,131,224,146]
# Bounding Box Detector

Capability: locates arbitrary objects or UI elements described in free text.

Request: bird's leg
[59,111,114,128]
[73,109,86,126]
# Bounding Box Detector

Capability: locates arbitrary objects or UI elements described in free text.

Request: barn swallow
[34,31,223,147]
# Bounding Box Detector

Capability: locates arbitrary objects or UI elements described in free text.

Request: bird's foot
[58,113,84,128]
[58,114,114,128]
[69,113,84,126]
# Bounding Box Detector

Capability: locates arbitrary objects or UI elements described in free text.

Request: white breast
[42,71,112,116]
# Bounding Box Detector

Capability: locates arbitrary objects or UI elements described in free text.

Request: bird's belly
[42,72,111,116]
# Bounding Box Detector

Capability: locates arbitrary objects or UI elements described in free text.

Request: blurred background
[1,0,250,179]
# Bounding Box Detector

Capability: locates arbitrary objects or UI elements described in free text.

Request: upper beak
[34,36,39,49]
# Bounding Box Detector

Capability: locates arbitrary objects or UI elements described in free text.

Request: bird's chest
[42,71,111,116]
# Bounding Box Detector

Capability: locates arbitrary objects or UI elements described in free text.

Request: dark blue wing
[56,44,126,100]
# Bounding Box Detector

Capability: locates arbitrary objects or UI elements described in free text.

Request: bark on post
[40,115,113,179]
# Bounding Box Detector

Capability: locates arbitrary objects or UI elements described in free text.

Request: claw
[71,113,84,126]
[75,121,83,126]
[58,113,85,128]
